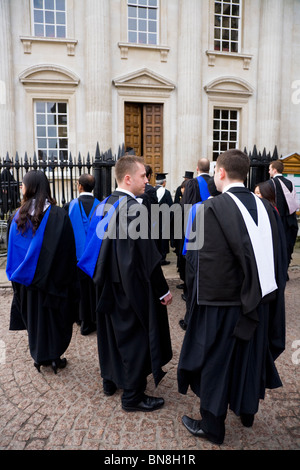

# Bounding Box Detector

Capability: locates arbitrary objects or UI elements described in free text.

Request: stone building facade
[0,0,300,193]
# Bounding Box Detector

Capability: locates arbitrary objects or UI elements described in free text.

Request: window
[213,109,239,161]
[214,0,241,53]
[127,0,159,45]
[35,101,69,161]
[32,0,66,38]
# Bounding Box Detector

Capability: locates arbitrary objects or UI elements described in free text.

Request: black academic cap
[156,172,168,179]
[183,171,194,179]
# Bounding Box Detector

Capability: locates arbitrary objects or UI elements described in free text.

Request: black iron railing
[0,142,126,220]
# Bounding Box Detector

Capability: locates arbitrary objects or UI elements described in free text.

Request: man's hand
[161,292,172,306]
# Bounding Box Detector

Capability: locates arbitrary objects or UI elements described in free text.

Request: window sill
[118,42,170,62]
[20,36,78,56]
[206,50,252,70]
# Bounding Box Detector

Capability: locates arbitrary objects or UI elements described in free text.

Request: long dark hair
[256,181,276,207]
[17,170,56,233]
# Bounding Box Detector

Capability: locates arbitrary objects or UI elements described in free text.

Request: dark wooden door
[124,102,163,183]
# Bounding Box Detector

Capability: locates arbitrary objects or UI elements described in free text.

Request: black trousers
[200,407,227,444]
[103,378,147,406]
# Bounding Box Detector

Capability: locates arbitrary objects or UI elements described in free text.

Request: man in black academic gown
[155,172,173,265]
[178,149,287,445]
[268,160,299,273]
[180,158,211,206]
[178,160,211,330]
[78,156,173,412]
[0,158,19,213]
[64,174,100,335]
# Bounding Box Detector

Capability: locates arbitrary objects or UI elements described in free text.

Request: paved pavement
[0,248,299,453]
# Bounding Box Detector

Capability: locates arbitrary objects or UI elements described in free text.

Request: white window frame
[34,100,69,162]
[212,108,240,161]
[127,0,160,45]
[214,0,242,53]
[31,0,67,38]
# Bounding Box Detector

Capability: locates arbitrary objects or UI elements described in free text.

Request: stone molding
[118,42,170,62]
[20,36,78,56]
[113,68,175,92]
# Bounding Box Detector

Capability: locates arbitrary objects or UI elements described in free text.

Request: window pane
[48,138,58,149]
[46,25,55,37]
[139,19,147,31]
[34,0,43,8]
[48,126,57,137]
[148,33,157,44]
[34,24,44,36]
[45,0,55,10]
[138,7,147,18]
[38,138,47,148]
[128,18,137,30]
[128,6,137,17]
[37,127,46,137]
[138,32,147,43]
[148,20,157,32]
[47,102,56,113]
[45,11,55,23]
[56,12,65,24]
[36,102,45,113]
[34,10,44,23]
[58,126,68,137]
[148,9,157,20]
[36,114,46,125]
[128,31,137,42]
[56,0,65,11]
[215,2,221,14]
[58,115,67,125]
[56,26,66,37]
[149,0,157,6]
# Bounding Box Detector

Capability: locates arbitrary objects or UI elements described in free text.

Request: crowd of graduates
[5,150,299,444]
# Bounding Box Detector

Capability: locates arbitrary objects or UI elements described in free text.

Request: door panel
[124,102,163,184]
[124,103,142,156]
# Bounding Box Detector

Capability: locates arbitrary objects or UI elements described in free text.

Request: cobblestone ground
[0,271,299,451]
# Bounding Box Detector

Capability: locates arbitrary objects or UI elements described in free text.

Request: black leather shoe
[181,293,186,301]
[122,395,164,412]
[176,283,185,289]
[103,380,117,396]
[181,415,223,445]
[240,413,254,427]
[179,319,187,330]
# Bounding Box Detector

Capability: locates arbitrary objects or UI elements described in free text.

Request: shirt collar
[115,187,136,199]
[222,182,245,193]
[273,174,282,178]
[79,192,93,197]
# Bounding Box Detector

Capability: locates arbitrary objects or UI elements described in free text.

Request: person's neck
[116,186,136,198]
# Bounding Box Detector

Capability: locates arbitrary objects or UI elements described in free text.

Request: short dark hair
[115,156,145,183]
[145,165,153,178]
[216,149,250,181]
[270,160,284,174]
[78,173,95,192]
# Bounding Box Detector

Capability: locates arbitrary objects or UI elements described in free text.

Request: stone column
[85,0,112,153]
[0,0,15,157]
[256,0,284,152]
[177,0,202,171]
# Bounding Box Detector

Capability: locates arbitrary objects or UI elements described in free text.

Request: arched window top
[19,64,80,87]
[204,76,253,96]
